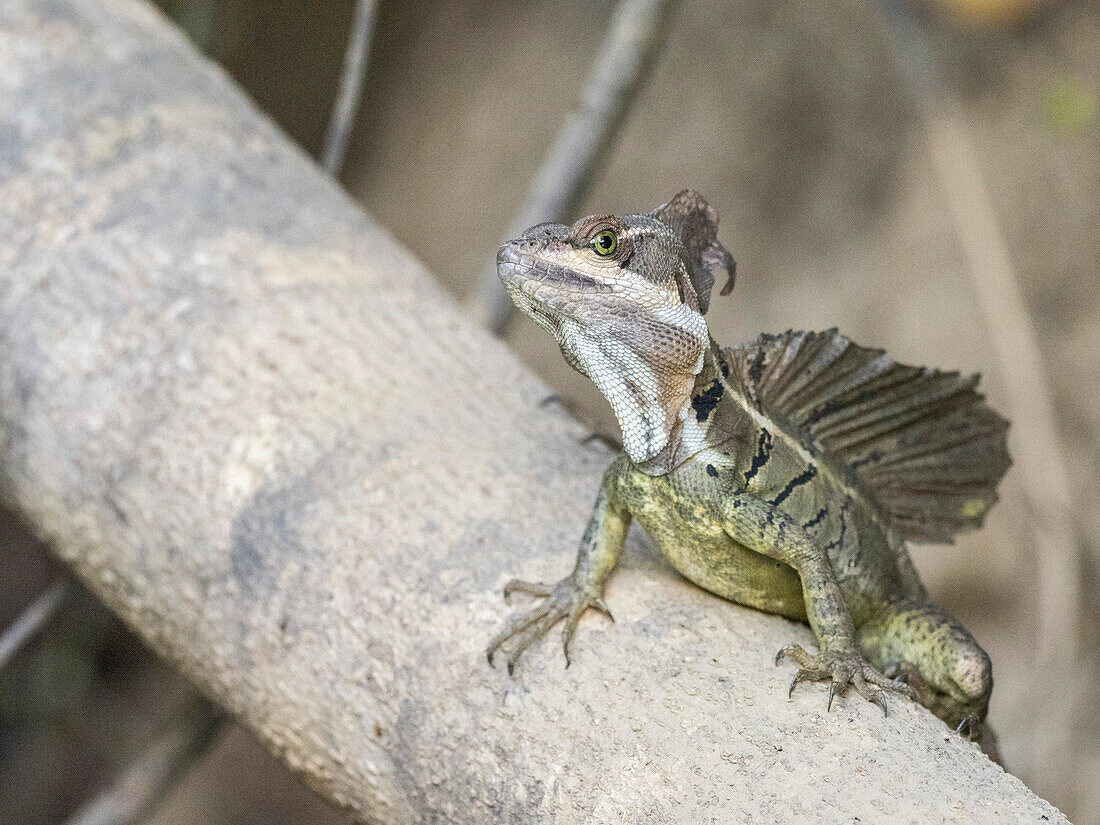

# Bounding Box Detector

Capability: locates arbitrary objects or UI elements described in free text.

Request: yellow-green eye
[590,229,618,257]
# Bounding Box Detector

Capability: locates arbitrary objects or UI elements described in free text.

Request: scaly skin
[487,191,1003,730]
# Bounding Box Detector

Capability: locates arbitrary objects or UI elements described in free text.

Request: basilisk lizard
[486,191,1010,728]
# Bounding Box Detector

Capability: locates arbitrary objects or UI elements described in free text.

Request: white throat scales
[557,302,709,468]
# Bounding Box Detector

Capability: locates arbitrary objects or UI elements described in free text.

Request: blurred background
[1,0,1097,822]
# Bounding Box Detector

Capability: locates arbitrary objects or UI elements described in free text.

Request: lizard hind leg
[859,602,992,731]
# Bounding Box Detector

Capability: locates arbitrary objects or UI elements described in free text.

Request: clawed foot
[486,576,613,675]
[776,643,914,716]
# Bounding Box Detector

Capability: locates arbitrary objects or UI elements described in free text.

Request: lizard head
[497,190,735,469]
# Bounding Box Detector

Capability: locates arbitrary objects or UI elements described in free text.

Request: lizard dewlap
[488,190,1010,732]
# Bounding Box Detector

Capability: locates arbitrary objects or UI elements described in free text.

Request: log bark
[0,1,1068,822]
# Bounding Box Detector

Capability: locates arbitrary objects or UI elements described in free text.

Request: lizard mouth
[496,243,609,296]
[496,244,561,331]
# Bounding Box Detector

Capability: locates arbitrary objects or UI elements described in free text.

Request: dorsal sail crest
[722,329,1011,543]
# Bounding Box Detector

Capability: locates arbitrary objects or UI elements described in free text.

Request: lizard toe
[788,666,828,698]
[852,673,889,716]
[779,645,912,715]
[486,603,552,665]
[503,579,553,600]
[861,664,916,700]
[505,607,568,675]
[561,599,591,667]
[776,643,814,668]
[488,574,611,674]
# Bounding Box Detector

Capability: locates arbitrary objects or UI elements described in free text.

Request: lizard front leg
[486,456,632,674]
[721,494,912,715]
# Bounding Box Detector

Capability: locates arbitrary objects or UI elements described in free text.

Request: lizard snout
[496,241,534,288]
[496,241,551,300]
[496,241,524,268]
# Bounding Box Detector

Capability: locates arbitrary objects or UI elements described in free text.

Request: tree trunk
[0,0,1067,822]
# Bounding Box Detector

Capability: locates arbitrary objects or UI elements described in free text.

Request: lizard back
[713,329,1011,544]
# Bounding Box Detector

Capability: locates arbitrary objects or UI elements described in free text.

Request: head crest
[652,190,736,314]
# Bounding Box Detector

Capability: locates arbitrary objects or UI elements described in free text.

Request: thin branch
[321,0,380,176]
[468,0,681,334]
[871,0,1081,803]
[0,577,70,670]
[925,97,1082,805]
[63,697,224,825]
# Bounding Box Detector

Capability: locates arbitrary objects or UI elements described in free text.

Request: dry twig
[0,577,70,670]
[871,0,1082,803]
[321,0,380,176]
[469,0,680,334]
[63,697,224,825]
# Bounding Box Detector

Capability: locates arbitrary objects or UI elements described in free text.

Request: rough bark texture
[0,1,1069,823]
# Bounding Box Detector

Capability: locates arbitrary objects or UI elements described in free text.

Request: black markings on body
[747,348,767,386]
[824,497,853,552]
[692,379,724,422]
[742,429,773,486]
[770,464,818,507]
[745,347,768,408]
[706,464,719,478]
[804,398,845,427]
[849,449,884,470]
[803,506,829,530]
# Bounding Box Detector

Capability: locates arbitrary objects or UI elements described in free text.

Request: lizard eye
[590,229,618,257]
